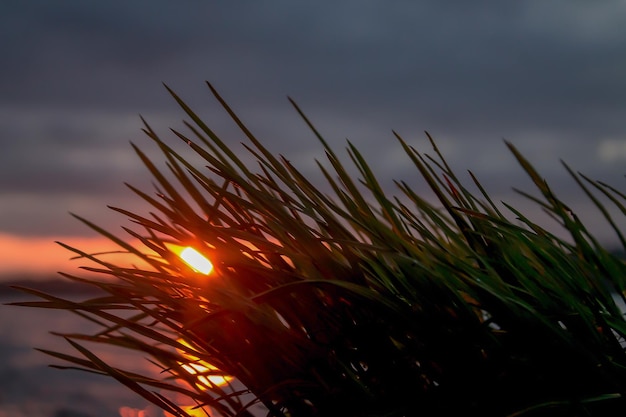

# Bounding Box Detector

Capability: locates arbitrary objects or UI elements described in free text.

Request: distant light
[179,247,213,275]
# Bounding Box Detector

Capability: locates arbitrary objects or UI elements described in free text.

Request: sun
[170,245,214,275]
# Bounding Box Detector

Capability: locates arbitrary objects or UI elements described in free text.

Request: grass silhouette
[12,83,626,416]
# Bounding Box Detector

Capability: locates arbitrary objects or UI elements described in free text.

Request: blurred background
[1,1,626,416]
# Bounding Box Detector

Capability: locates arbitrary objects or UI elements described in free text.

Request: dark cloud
[1,1,625,243]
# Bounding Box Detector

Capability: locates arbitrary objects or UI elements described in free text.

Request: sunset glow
[181,362,231,388]
[177,338,232,387]
[165,404,213,417]
[0,233,147,280]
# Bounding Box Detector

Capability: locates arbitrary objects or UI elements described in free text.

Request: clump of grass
[12,83,626,416]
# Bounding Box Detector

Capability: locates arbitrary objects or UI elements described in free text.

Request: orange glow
[165,404,214,417]
[181,362,231,388]
[177,338,232,388]
[0,233,148,280]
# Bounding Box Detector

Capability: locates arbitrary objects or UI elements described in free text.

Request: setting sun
[169,245,214,275]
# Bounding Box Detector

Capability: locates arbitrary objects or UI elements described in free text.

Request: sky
[1,1,626,279]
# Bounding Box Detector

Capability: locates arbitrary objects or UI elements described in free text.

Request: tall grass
[12,83,626,416]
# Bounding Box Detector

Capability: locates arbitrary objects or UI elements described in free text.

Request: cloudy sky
[2,1,626,278]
